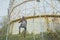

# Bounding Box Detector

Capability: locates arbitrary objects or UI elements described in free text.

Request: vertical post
[43,0,50,32]
[9,0,15,34]
[51,0,54,14]
[6,9,10,40]
[51,0,57,32]
[33,0,36,40]
[6,0,15,39]
[41,0,44,40]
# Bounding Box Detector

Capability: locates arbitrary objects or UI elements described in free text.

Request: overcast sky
[0,0,10,16]
[0,0,10,28]
[0,0,60,17]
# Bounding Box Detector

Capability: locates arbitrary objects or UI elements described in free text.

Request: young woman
[19,16,27,37]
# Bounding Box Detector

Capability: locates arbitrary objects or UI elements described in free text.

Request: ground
[0,32,60,40]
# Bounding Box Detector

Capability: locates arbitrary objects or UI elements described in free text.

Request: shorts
[19,24,26,31]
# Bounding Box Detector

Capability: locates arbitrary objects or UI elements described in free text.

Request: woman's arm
[19,19,22,23]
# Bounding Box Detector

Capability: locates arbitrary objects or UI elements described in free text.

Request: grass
[0,32,60,40]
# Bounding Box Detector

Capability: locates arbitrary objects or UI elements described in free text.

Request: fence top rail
[9,14,60,24]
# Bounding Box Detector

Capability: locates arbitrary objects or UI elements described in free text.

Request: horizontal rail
[10,15,60,24]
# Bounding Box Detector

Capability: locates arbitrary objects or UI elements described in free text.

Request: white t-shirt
[21,21,27,26]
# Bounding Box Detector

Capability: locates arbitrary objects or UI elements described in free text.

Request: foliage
[0,15,9,35]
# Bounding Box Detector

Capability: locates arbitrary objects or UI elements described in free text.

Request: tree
[0,15,9,35]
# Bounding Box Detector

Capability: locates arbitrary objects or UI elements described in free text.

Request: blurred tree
[0,15,8,35]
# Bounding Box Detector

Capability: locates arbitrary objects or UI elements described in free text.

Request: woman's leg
[19,26,21,34]
[24,27,27,37]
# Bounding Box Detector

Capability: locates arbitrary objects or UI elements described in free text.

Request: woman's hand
[19,21,20,23]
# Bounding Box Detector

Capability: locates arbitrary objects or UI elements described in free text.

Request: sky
[0,0,10,28]
[0,0,60,18]
[0,0,60,16]
[0,0,10,17]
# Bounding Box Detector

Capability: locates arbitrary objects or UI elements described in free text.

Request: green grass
[0,32,60,40]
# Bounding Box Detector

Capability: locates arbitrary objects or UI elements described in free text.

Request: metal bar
[9,14,60,24]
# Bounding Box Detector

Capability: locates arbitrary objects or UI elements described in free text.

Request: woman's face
[22,17,25,20]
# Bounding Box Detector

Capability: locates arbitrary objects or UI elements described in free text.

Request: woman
[19,16,27,37]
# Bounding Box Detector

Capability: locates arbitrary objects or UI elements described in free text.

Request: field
[0,32,60,40]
